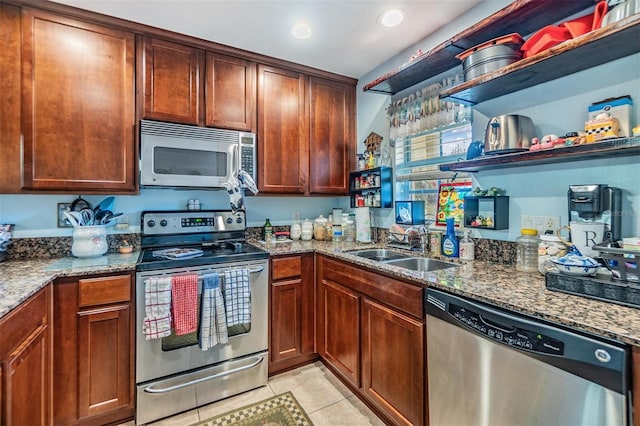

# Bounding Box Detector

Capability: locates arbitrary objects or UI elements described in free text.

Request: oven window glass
[161,294,251,352]
[153,147,227,177]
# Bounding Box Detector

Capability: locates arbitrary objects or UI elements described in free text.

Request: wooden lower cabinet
[269,253,317,374]
[361,299,424,426]
[317,255,425,425]
[0,286,52,426]
[54,273,134,426]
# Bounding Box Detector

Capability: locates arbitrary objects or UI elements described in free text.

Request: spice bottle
[263,218,273,243]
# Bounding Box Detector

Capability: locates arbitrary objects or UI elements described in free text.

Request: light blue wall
[357,1,640,241]
[0,190,350,238]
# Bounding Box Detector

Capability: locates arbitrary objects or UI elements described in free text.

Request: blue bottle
[442,217,459,258]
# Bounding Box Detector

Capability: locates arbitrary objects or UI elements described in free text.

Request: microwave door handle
[231,143,239,179]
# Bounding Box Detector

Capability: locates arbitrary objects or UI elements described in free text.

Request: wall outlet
[521,215,560,236]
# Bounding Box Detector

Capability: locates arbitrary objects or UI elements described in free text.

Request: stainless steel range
[135,210,269,425]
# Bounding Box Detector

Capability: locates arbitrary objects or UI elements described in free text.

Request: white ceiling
[52,0,482,79]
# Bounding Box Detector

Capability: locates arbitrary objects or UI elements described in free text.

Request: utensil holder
[72,225,108,258]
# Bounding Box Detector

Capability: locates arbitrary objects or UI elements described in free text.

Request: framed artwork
[57,203,73,228]
[436,182,472,226]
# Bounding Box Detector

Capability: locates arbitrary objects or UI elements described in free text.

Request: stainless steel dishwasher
[425,288,630,426]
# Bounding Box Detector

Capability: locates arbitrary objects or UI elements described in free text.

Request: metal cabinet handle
[143,356,264,394]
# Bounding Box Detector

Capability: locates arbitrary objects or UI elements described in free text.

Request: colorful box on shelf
[588,95,632,137]
[584,114,621,143]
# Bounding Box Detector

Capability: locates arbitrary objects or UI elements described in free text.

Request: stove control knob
[226,217,233,224]
[236,217,243,224]
[147,220,156,228]
[160,220,168,227]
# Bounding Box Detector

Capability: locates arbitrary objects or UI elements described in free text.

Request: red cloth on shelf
[171,274,198,335]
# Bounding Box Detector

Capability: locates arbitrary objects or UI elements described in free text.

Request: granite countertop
[3,241,640,347]
[0,252,140,319]
[258,239,640,346]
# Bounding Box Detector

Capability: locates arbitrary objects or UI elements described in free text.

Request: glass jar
[516,228,539,273]
[290,222,301,240]
[314,215,327,240]
[343,213,356,242]
[301,219,313,241]
[71,225,108,258]
[537,234,568,275]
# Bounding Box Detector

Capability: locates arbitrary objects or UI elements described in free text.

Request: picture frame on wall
[57,203,73,228]
[436,182,472,226]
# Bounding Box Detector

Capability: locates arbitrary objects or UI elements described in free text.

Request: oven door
[135,258,268,384]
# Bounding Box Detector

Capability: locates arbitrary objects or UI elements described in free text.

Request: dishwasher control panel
[450,304,565,355]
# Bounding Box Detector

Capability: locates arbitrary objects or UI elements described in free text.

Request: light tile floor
[122,361,386,426]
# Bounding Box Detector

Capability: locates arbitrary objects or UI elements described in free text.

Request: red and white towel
[143,277,172,340]
[171,274,199,335]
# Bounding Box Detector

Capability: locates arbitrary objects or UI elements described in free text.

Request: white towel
[200,274,228,350]
[223,269,251,329]
[143,277,172,340]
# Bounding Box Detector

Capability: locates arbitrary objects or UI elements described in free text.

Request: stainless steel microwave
[139,120,256,189]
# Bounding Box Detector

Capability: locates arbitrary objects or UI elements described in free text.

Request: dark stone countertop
[3,241,640,347]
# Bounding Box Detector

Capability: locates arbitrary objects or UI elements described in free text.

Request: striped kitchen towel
[199,274,228,350]
[143,276,172,340]
[223,269,251,335]
[171,274,199,335]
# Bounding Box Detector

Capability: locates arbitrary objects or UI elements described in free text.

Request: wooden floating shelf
[439,15,640,105]
[362,0,594,95]
[439,137,640,172]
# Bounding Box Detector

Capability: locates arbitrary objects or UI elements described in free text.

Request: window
[395,124,473,219]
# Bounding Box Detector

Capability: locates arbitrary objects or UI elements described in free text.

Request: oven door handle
[249,265,264,274]
[142,355,264,394]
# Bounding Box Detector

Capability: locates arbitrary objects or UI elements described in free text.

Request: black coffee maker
[568,184,622,244]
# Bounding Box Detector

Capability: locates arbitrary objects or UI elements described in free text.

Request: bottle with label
[459,229,475,261]
[325,214,333,242]
[332,208,343,242]
[442,217,459,258]
[263,218,273,242]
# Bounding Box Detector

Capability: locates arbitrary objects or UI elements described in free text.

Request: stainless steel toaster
[484,114,537,154]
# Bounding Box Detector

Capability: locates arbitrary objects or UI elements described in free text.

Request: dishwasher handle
[478,314,517,333]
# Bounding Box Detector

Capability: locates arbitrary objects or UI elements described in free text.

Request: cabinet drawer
[319,256,423,319]
[0,286,49,357]
[78,275,131,308]
[272,256,302,280]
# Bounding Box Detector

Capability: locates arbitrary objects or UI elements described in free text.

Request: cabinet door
[309,77,354,195]
[257,65,309,194]
[271,279,303,362]
[361,299,424,426]
[77,304,132,419]
[0,3,21,193]
[21,8,135,192]
[2,325,50,426]
[206,52,256,131]
[269,254,316,374]
[318,279,360,387]
[143,37,203,125]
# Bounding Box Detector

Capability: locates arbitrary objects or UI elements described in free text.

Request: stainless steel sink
[383,257,458,272]
[347,249,411,262]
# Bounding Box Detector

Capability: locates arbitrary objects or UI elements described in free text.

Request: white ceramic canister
[290,222,302,240]
[71,225,108,258]
[301,219,313,241]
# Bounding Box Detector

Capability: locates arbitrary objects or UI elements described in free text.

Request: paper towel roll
[355,207,371,243]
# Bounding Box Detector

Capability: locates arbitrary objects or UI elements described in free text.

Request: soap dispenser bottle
[459,229,474,261]
[442,217,459,258]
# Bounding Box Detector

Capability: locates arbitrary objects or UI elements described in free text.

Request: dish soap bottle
[459,229,474,261]
[263,218,273,243]
[442,217,459,258]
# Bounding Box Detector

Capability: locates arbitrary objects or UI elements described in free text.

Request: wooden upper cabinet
[309,77,354,195]
[142,37,203,125]
[257,64,309,194]
[21,8,136,192]
[205,52,256,132]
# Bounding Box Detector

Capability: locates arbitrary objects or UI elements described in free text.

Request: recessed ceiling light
[291,23,312,39]
[379,9,404,27]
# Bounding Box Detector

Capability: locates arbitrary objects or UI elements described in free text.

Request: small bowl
[119,245,133,254]
[549,255,600,277]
